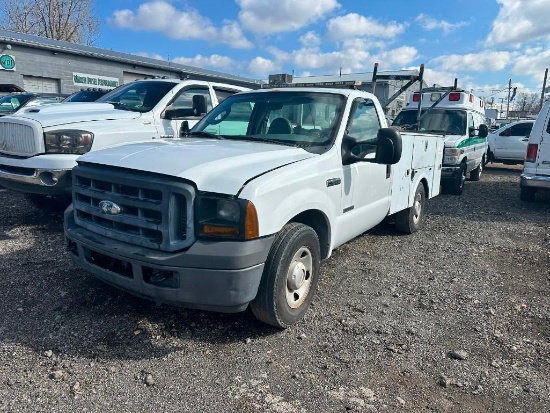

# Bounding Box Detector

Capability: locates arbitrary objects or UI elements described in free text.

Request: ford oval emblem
[99,200,122,215]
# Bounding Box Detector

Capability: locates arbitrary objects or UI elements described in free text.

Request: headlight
[196,196,259,240]
[44,130,94,154]
[443,148,463,163]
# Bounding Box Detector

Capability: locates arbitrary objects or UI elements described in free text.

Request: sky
[94,0,550,106]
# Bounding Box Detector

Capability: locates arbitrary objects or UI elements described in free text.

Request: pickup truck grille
[0,122,38,156]
[72,164,195,252]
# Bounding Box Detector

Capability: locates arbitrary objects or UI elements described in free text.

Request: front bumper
[64,206,274,313]
[0,154,77,195]
[521,173,550,190]
[0,166,72,195]
[440,165,461,182]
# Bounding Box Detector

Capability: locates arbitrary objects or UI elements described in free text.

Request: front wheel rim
[285,246,313,309]
[412,191,423,224]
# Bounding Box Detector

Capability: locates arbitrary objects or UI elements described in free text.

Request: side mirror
[179,120,190,137]
[192,95,207,116]
[341,128,402,165]
[374,127,402,164]
[478,124,488,138]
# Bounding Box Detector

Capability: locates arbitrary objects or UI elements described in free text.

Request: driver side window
[347,98,381,157]
[172,87,213,112]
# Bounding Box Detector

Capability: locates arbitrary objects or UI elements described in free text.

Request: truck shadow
[0,187,65,241]
[0,244,280,362]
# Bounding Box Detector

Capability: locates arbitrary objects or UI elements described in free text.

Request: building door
[23,76,60,93]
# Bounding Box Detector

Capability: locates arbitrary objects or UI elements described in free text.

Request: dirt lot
[0,164,549,412]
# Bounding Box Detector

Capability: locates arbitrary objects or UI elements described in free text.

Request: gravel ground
[1,164,549,412]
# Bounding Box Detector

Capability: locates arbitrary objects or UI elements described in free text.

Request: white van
[393,89,488,195]
[520,101,550,201]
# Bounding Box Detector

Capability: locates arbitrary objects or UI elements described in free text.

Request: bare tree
[515,92,540,116]
[0,0,99,45]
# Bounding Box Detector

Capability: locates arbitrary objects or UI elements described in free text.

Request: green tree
[0,0,99,45]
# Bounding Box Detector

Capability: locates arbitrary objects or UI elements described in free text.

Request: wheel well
[290,210,330,259]
[419,178,429,198]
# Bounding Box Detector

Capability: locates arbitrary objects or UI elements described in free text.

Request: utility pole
[506,79,512,119]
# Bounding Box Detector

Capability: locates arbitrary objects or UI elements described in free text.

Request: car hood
[13,102,140,127]
[78,138,316,194]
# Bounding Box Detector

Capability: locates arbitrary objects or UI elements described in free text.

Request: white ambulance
[392,89,488,195]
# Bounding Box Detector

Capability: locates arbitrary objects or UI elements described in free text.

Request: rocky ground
[0,163,549,412]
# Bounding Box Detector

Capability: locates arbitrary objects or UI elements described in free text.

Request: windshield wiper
[185,131,225,140]
[227,135,299,147]
[420,129,448,134]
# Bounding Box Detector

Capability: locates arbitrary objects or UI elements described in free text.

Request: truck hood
[78,138,316,194]
[14,102,140,127]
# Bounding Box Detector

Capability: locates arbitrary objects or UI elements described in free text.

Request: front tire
[395,184,426,234]
[447,163,466,195]
[250,223,321,328]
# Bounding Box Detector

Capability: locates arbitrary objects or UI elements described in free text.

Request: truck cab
[393,89,488,194]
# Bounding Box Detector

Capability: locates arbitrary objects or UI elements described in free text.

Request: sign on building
[73,72,119,89]
[0,54,16,71]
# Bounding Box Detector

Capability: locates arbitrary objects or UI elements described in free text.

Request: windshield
[192,91,345,154]
[63,90,106,102]
[96,80,178,112]
[393,108,467,135]
[0,94,34,113]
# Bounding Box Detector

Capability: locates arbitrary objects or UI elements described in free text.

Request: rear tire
[469,160,482,181]
[395,184,426,234]
[520,186,536,202]
[446,163,466,195]
[250,223,320,328]
[24,193,71,212]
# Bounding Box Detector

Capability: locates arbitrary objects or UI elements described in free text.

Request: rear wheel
[24,193,71,212]
[395,184,426,234]
[520,186,536,202]
[250,223,321,328]
[469,160,482,181]
[447,163,466,195]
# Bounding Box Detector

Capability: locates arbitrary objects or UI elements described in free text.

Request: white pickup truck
[487,119,534,164]
[0,79,250,209]
[64,84,445,328]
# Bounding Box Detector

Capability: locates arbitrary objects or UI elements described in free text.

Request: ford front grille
[72,164,195,252]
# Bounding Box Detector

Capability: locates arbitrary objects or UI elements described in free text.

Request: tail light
[449,92,460,101]
[525,143,538,163]
[412,93,420,102]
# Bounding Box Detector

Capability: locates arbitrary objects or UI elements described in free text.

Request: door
[339,98,391,238]
[23,76,60,93]
[495,122,533,160]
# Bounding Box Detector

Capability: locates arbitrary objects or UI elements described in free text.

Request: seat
[267,117,292,134]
